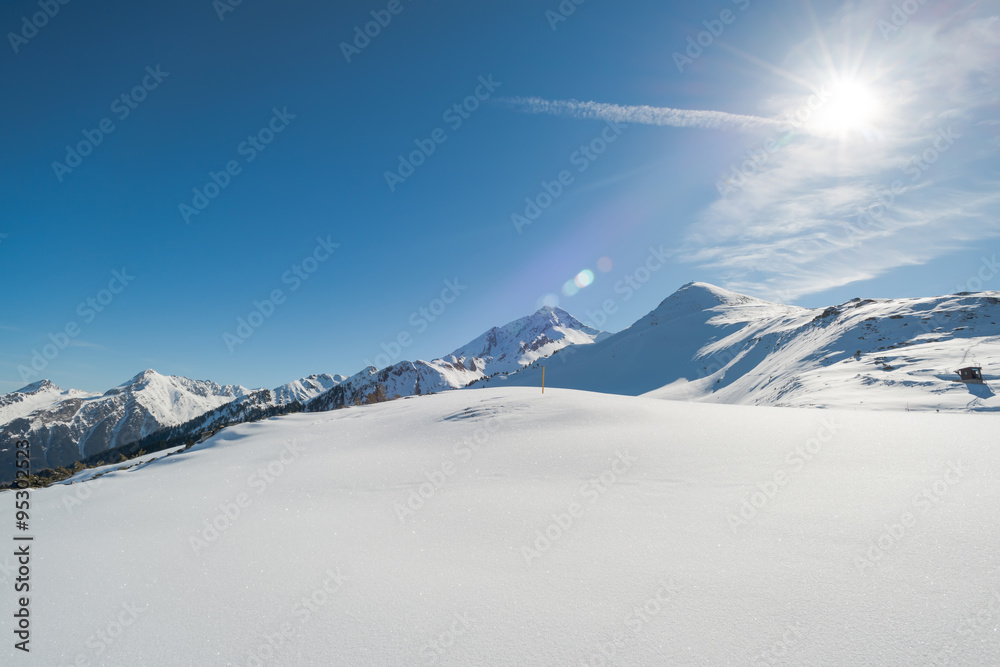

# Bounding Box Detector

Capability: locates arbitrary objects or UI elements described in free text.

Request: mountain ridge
[0,304,608,480]
[4,282,998,482]
[482,285,1000,412]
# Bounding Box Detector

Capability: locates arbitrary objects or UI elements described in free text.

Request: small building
[956,366,985,384]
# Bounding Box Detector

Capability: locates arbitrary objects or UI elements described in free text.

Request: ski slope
[2,388,999,665]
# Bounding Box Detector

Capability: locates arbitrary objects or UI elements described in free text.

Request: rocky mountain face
[0,370,252,480]
[0,380,96,425]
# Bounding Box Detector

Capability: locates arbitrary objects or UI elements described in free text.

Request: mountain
[0,308,607,480]
[77,375,353,467]
[271,373,346,404]
[478,282,1000,411]
[305,306,607,411]
[12,281,992,481]
[0,379,96,426]
[0,370,253,480]
[444,305,609,376]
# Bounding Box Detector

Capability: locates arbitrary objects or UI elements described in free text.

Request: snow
[0,381,96,427]
[444,305,607,377]
[302,308,608,412]
[57,445,189,486]
[483,283,1000,412]
[0,370,259,477]
[270,374,346,405]
[119,369,252,426]
[4,387,999,665]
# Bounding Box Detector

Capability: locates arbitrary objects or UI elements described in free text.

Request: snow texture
[2,387,998,665]
[485,282,1000,412]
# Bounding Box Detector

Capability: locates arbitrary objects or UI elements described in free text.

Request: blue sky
[1,0,997,393]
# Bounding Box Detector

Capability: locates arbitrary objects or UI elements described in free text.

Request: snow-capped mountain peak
[14,379,59,394]
[648,281,796,324]
[484,281,1000,412]
[0,380,96,428]
[446,305,606,373]
[0,370,255,480]
[271,373,347,405]
[304,308,608,413]
[106,368,163,394]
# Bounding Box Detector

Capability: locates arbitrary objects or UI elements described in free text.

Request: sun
[809,78,883,136]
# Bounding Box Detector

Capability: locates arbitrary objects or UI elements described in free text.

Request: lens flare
[537,293,559,309]
[574,269,595,288]
[597,257,613,272]
[562,280,579,297]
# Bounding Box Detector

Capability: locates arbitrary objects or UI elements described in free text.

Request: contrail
[499,96,785,133]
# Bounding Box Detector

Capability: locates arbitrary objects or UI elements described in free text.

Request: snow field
[1,387,998,665]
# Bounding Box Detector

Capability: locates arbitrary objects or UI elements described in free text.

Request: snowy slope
[481,282,1000,412]
[0,370,252,480]
[0,380,95,427]
[3,388,998,665]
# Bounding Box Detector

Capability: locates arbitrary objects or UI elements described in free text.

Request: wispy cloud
[674,2,1000,302]
[504,3,999,303]
[499,96,786,133]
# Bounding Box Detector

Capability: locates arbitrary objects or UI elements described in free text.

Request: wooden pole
[542,366,545,394]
